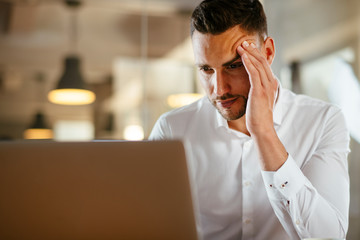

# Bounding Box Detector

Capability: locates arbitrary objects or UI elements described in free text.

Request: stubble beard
[210,94,248,121]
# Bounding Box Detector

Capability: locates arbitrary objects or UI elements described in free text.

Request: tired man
[150,0,350,239]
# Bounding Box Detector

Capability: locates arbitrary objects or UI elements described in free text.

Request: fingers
[237,41,276,86]
[243,41,274,80]
[238,47,261,88]
[239,45,269,89]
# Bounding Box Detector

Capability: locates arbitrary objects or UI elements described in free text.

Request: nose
[213,71,230,96]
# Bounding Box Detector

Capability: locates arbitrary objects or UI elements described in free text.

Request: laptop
[0,140,199,240]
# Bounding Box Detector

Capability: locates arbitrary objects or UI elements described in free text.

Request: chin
[208,95,247,121]
[217,105,246,121]
[221,111,245,121]
[218,103,247,121]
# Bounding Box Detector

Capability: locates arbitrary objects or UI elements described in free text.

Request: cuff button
[281,181,288,189]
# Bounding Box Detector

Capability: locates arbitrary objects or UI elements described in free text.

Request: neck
[228,116,250,136]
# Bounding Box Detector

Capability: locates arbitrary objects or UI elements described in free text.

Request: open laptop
[0,140,199,240]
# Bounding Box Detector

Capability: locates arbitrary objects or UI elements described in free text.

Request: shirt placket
[241,139,255,240]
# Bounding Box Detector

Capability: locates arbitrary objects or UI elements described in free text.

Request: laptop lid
[0,140,198,240]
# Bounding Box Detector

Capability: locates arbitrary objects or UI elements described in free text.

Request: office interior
[0,0,359,238]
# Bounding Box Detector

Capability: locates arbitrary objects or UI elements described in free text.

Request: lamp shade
[48,56,96,105]
[24,112,53,140]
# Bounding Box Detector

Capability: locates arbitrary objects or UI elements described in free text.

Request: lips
[217,97,238,108]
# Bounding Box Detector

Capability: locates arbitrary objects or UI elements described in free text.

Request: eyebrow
[196,55,242,69]
[222,55,242,67]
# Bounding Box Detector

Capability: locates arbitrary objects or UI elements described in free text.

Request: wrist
[250,125,276,140]
[251,127,288,171]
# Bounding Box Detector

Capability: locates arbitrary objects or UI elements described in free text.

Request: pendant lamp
[24,112,53,140]
[48,56,95,105]
[48,0,95,105]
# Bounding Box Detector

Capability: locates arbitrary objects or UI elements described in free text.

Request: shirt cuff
[261,155,306,200]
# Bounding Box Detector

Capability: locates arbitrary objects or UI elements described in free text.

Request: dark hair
[190,0,268,38]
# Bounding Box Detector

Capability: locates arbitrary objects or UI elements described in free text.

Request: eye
[227,62,243,70]
[200,66,214,73]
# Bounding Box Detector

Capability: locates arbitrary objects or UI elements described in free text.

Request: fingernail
[250,43,256,48]
[237,45,244,51]
[243,41,249,47]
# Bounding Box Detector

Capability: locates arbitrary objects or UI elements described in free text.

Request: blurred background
[0,0,359,238]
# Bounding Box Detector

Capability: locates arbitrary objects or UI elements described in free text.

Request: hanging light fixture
[48,0,95,105]
[24,112,53,140]
[48,56,95,105]
[24,73,53,140]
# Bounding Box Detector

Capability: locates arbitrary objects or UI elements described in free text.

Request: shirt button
[244,219,252,224]
[244,142,251,149]
[280,181,288,189]
[295,220,300,225]
[244,181,252,187]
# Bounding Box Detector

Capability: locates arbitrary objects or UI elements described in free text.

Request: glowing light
[48,89,95,105]
[167,93,203,108]
[24,129,53,140]
[123,125,144,141]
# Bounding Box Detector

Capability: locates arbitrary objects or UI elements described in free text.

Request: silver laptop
[0,140,199,240]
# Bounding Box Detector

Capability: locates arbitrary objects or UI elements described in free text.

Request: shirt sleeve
[148,114,173,140]
[261,109,350,239]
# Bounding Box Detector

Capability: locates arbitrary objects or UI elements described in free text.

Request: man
[149,0,350,239]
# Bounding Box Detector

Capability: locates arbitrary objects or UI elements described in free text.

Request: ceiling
[0,0,198,78]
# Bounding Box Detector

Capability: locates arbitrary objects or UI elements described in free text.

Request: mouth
[216,97,238,108]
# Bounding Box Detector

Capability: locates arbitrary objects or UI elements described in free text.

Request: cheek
[228,69,250,90]
[199,74,213,94]
[232,67,249,78]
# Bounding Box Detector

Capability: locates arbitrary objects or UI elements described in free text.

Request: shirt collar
[215,108,228,129]
[273,81,283,126]
[215,80,283,129]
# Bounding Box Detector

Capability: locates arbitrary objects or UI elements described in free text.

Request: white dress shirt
[149,86,350,240]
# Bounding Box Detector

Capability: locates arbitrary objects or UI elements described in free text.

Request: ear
[263,37,275,65]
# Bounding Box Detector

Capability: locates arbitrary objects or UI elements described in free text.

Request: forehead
[192,26,259,65]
